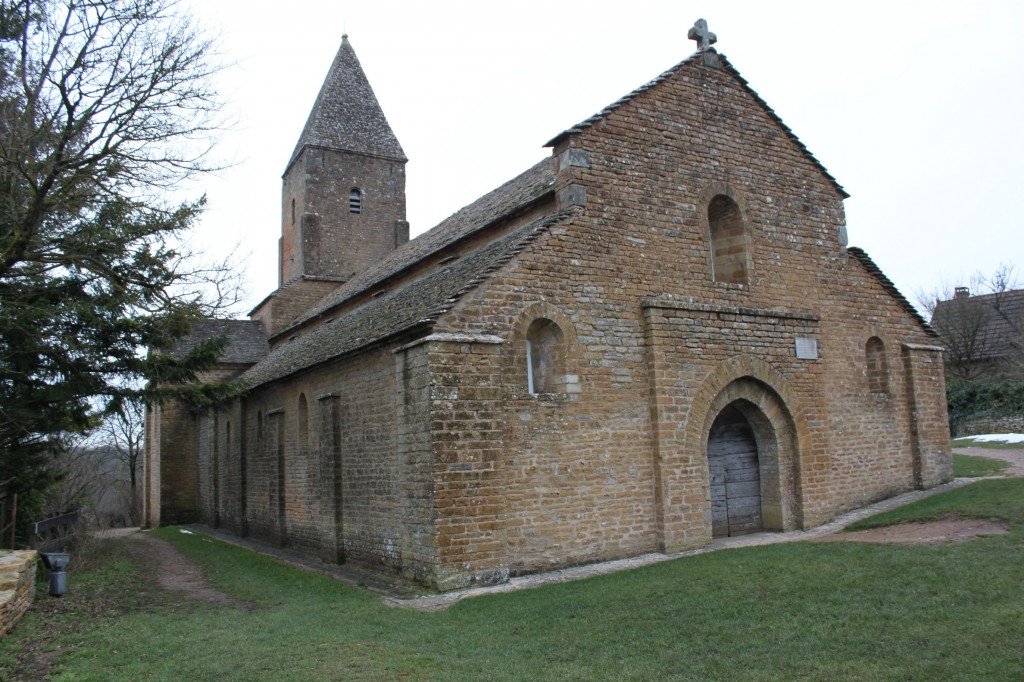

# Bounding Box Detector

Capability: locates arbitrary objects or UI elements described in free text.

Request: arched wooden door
[708,404,762,537]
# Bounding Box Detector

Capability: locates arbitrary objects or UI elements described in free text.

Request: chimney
[954,286,970,299]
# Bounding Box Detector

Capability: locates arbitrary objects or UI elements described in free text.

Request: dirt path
[814,517,1010,545]
[114,530,258,610]
[812,446,1022,547]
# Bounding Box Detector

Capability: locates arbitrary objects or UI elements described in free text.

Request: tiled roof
[545,49,848,200]
[290,157,555,329]
[287,35,405,169]
[171,319,269,365]
[243,210,576,388]
[932,288,1024,361]
[846,247,936,337]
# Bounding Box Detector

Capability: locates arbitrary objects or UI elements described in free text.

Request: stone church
[145,21,952,591]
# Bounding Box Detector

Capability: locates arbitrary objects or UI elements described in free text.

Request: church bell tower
[251,34,408,336]
[280,34,409,286]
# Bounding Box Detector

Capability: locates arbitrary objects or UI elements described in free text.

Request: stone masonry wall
[281,148,407,284]
[901,344,953,488]
[250,279,341,340]
[143,402,161,528]
[394,341,440,584]
[642,304,825,549]
[961,413,1024,436]
[196,343,438,581]
[424,337,509,590]
[156,398,199,525]
[0,550,37,638]
[816,260,952,515]
[424,51,947,584]
[197,399,248,538]
[193,366,251,532]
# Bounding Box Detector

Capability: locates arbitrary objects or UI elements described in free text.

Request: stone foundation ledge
[0,550,38,637]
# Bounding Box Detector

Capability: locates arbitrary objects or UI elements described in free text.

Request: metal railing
[31,510,81,553]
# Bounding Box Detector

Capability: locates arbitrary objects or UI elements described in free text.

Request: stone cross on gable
[688,19,717,51]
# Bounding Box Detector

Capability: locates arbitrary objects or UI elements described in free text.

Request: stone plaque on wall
[795,337,818,360]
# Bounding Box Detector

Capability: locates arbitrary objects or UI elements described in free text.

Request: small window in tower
[291,198,296,224]
[349,188,362,214]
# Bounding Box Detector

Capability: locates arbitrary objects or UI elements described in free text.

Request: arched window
[298,394,309,448]
[526,318,564,394]
[866,336,889,394]
[708,194,748,285]
[348,188,362,214]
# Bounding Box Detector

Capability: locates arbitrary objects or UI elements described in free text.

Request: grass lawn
[3,479,1023,681]
[846,477,1024,530]
[954,452,1012,477]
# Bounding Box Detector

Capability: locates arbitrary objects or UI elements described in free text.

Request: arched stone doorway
[700,377,801,538]
[652,356,806,552]
[708,404,763,537]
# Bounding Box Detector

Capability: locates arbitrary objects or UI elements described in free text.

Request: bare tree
[39,429,130,528]
[98,396,144,523]
[921,264,1023,382]
[44,434,105,517]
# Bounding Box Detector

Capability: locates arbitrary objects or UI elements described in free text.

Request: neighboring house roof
[846,247,936,337]
[171,319,269,365]
[932,288,1024,362]
[286,34,406,169]
[291,157,555,328]
[546,49,848,200]
[242,210,576,388]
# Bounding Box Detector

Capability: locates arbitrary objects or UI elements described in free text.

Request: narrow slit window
[708,194,748,285]
[526,318,564,394]
[349,188,362,214]
[866,336,889,394]
[298,393,309,449]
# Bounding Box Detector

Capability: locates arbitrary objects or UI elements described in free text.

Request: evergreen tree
[0,0,240,533]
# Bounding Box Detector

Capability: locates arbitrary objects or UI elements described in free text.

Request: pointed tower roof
[287,34,406,170]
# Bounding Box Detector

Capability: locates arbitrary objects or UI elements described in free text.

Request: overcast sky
[179,0,1023,316]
